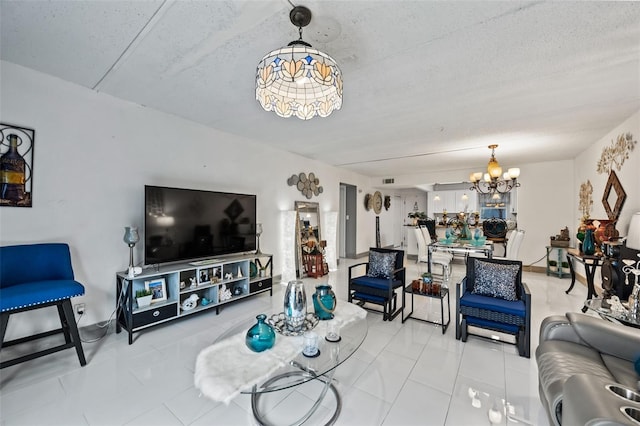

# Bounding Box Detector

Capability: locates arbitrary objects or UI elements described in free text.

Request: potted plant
[136,289,153,308]
[548,260,558,272]
[408,211,427,226]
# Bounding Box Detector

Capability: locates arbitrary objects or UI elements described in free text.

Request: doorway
[339,183,357,258]
[393,195,403,248]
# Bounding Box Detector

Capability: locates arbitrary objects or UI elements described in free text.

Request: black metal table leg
[581,261,600,312]
[566,253,577,294]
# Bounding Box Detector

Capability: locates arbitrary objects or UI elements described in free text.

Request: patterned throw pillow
[367,251,397,279]
[472,260,519,301]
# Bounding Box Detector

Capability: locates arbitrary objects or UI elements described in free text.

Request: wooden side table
[303,253,325,278]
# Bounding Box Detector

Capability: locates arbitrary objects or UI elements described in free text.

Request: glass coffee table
[201,306,368,426]
[584,298,640,328]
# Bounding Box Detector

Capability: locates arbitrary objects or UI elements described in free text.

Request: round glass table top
[584,298,640,328]
[213,309,368,394]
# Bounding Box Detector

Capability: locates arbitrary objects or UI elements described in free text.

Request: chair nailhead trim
[1,293,84,312]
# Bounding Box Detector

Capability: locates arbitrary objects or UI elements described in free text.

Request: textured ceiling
[2,1,639,183]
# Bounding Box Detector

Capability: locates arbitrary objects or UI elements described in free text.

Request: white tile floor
[0,255,589,426]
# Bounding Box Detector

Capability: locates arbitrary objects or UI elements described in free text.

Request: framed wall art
[0,123,34,207]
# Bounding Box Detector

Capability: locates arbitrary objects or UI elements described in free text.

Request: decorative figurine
[181,294,199,311]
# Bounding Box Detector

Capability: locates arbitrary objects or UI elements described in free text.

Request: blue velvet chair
[348,248,405,321]
[456,256,531,357]
[0,243,86,368]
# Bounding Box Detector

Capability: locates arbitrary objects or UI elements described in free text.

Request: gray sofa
[536,312,640,426]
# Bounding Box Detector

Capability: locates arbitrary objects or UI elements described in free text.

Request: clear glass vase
[284,280,307,332]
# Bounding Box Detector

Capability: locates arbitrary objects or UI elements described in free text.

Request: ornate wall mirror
[602,170,627,221]
[295,201,321,278]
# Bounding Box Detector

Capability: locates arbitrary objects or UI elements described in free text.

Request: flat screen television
[144,185,257,265]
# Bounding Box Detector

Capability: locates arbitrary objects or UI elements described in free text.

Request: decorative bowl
[267,312,319,336]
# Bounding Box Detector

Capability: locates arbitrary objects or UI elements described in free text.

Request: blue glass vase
[582,229,595,255]
[245,314,275,352]
[312,285,336,320]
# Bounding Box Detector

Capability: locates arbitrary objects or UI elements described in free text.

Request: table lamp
[626,212,640,251]
[123,226,140,278]
[255,223,263,254]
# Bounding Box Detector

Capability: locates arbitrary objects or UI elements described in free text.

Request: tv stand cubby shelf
[116,253,273,344]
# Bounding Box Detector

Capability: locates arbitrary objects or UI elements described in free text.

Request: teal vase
[582,229,595,255]
[245,314,275,352]
[312,285,336,320]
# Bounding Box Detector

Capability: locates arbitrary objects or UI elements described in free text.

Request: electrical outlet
[75,303,85,315]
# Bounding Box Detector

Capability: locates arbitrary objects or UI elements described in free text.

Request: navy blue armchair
[456,256,531,357]
[348,248,405,321]
[0,243,86,368]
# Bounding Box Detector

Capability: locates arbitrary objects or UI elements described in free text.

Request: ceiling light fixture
[469,145,521,194]
[256,6,343,120]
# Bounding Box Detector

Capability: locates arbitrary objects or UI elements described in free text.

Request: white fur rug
[194,302,367,405]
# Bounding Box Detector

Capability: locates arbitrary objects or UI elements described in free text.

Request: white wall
[569,111,640,286]
[574,111,640,238]
[0,61,375,338]
[382,164,576,266]
[515,160,575,266]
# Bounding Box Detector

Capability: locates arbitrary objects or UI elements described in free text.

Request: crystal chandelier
[256,6,343,120]
[469,145,521,194]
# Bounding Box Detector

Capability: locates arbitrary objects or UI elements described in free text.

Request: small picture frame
[145,278,167,304]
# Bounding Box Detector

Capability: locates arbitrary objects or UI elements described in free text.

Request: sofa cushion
[465,316,519,334]
[351,276,394,291]
[0,279,85,312]
[352,292,387,304]
[566,312,640,361]
[367,251,397,279]
[460,292,526,317]
[471,259,519,301]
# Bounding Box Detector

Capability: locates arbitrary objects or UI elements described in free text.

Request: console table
[565,248,601,312]
[546,245,572,278]
[116,253,273,344]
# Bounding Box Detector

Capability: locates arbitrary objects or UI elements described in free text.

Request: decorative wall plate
[364,193,372,211]
[288,172,323,198]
